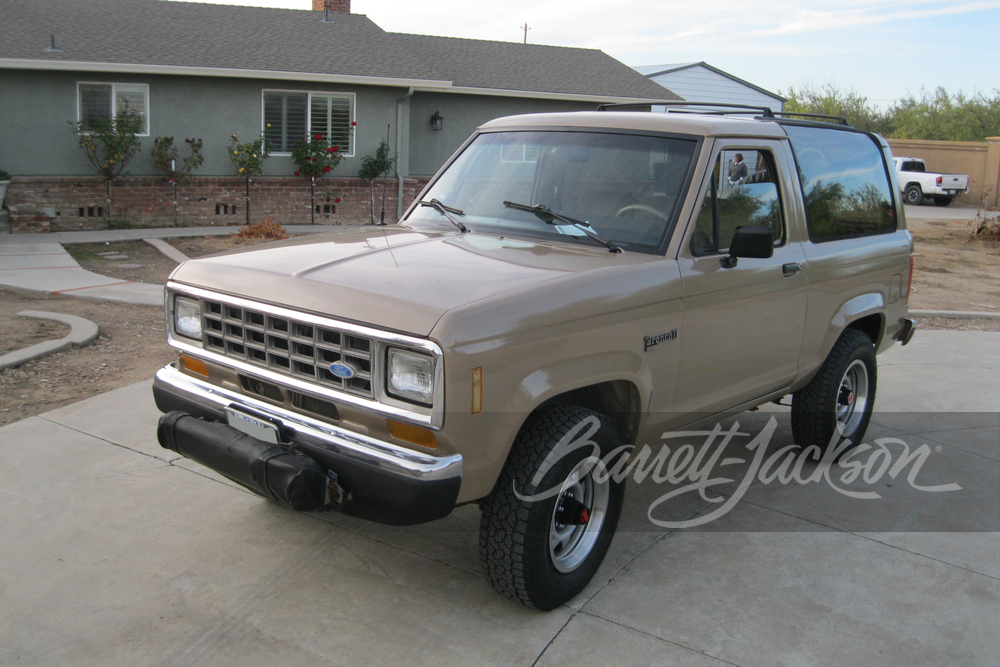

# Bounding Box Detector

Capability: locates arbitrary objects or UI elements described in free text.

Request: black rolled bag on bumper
[158,411,333,511]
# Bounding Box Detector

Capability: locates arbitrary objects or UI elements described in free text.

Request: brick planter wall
[4,175,432,233]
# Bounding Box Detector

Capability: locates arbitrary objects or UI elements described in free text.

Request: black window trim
[689,144,788,258]
[777,121,899,244]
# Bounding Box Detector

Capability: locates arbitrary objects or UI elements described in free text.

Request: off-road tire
[904,184,923,205]
[792,329,877,457]
[479,405,627,611]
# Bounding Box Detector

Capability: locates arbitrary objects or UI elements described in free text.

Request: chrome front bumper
[152,364,463,524]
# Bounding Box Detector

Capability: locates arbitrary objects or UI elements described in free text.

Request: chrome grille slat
[201,298,374,398]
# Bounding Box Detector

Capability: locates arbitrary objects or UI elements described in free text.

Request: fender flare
[825,292,885,354]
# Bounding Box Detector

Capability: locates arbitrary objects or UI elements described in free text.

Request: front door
[670,141,808,421]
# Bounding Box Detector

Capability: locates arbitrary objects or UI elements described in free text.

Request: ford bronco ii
[154,105,915,610]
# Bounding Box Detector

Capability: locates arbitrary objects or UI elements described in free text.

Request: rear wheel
[904,184,923,205]
[792,329,877,458]
[933,196,952,207]
[479,405,627,610]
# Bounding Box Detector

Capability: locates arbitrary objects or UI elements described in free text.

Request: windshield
[406,130,698,253]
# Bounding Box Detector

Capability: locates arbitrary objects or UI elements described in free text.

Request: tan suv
[154,106,915,610]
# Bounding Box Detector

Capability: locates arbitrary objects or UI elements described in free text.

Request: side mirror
[720,226,774,268]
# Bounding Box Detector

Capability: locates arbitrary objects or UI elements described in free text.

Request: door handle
[782,262,801,277]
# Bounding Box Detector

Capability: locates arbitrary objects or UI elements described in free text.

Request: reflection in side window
[783,125,896,242]
[691,150,784,256]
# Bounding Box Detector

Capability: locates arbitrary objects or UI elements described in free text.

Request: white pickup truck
[894,157,969,207]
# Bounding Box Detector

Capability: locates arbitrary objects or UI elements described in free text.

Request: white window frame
[76,82,150,136]
[261,89,356,157]
[500,139,540,164]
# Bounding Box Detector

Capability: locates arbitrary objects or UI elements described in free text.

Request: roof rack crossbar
[769,111,850,126]
[596,101,851,127]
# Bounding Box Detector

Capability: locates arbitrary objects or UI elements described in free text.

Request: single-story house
[634,61,785,112]
[0,0,679,231]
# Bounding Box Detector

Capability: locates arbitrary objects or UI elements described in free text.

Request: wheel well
[534,380,641,445]
[904,181,921,191]
[846,314,883,347]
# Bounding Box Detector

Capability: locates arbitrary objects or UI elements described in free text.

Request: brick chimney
[313,0,350,12]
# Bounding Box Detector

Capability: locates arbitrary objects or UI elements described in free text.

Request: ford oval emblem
[329,362,356,379]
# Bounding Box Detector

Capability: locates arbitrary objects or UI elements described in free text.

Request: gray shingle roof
[394,34,680,100]
[0,0,444,82]
[0,0,677,101]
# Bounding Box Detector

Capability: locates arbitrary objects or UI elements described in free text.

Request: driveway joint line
[579,609,746,667]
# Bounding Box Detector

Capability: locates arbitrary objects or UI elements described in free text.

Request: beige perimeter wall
[886,137,1000,208]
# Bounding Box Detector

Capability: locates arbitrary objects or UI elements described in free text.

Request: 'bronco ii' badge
[644,329,678,351]
[329,362,356,379]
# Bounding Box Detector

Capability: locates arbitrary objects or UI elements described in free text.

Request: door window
[691,150,784,255]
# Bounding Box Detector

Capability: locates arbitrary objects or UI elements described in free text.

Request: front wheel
[479,405,627,610]
[904,184,923,205]
[792,329,877,457]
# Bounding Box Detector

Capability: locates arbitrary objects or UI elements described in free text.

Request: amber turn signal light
[179,354,209,377]
[387,419,437,449]
[472,367,483,414]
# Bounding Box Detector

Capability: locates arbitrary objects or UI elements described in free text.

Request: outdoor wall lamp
[430,111,443,131]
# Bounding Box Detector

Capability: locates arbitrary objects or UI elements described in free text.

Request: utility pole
[520,22,530,44]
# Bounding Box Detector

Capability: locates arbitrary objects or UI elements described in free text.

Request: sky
[179,0,999,108]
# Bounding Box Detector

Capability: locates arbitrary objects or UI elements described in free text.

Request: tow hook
[324,470,349,512]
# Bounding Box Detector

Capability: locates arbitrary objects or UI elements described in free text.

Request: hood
[169,226,629,336]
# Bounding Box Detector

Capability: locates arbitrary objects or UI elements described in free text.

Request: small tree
[151,137,204,183]
[73,109,143,227]
[228,132,270,226]
[291,132,350,224]
[358,140,396,225]
[152,137,204,226]
[782,83,892,135]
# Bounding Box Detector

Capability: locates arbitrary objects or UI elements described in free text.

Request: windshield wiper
[418,198,468,233]
[503,201,621,253]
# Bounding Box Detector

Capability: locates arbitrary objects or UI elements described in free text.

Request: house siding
[647,65,784,111]
[407,93,596,177]
[0,69,407,177]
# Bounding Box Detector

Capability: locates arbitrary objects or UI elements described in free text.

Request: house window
[77,83,149,135]
[501,138,540,163]
[263,91,355,155]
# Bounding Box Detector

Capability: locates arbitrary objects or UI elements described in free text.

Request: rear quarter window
[784,125,896,243]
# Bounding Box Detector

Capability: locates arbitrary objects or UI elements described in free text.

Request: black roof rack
[597,101,850,127]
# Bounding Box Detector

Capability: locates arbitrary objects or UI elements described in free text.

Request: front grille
[201,298,374,398]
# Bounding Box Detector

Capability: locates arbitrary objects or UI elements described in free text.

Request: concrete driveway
[1,330,998,666]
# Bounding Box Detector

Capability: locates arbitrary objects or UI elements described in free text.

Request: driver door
[670,141,808,419]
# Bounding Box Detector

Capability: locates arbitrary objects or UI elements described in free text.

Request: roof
[634,61,786,102]
[0,0,677,102]
[481,110,792,140]
[393,34,680,101]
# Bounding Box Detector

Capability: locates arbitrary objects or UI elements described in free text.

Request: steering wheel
[615,204,670,222]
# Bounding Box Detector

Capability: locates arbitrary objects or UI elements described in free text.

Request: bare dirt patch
[2,234,281,426]
[0,288,175,427]
[908,217,1000,314]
